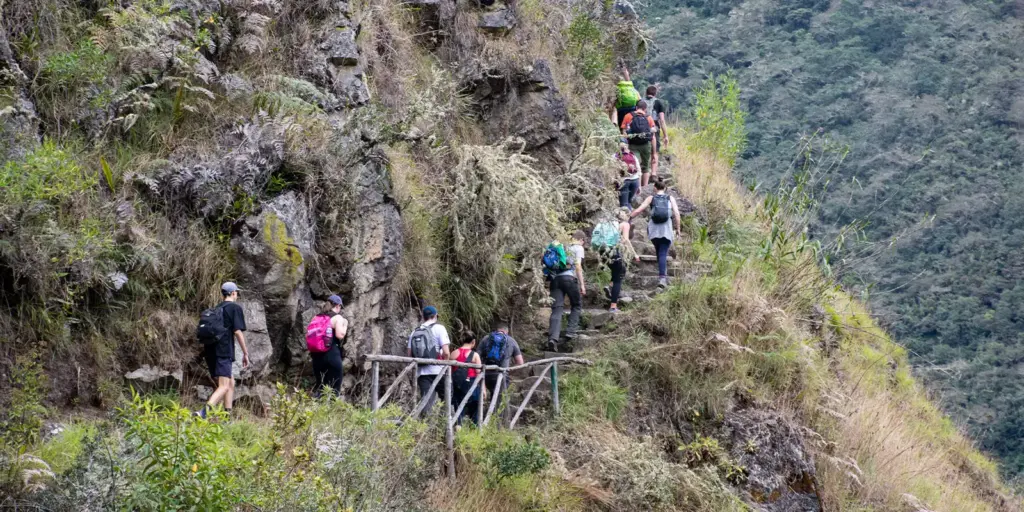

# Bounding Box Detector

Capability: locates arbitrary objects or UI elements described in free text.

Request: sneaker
[609,307,620,314]
[658,277,668,289]
[602,286,612,300]
[194,407,207,419]
[545,339,559,351]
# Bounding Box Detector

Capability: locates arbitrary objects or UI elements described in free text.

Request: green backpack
[616,81,640,109]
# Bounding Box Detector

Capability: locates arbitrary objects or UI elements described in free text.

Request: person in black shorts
[198,282,249,418]
[309,294,348,397]
[646,85,669,176]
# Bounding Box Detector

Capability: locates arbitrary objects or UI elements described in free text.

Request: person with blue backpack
[195,282,249,419]
[594,209,641,313]
[543,231,586,350]
[630,179,682,289]
[477,321,524,414]
[305,295,348,398]
[407,305,451,415]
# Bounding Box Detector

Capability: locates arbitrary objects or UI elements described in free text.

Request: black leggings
[609,257,626,303]
[311,345,343,397]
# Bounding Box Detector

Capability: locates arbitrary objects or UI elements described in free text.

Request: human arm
[235,330,249,367]
[659,112,669,143]
[622,66,631,82]
[332,315,348,342]
[671,197,682,234]
[620,112,632,132]
[439,326,452,359]
[574,246,586,296]
[630,196,653,219]
[620,222,640,262]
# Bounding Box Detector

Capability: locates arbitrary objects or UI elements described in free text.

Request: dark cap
[423,305,438,317]
[221,282,241,294]
[328,294,343,306]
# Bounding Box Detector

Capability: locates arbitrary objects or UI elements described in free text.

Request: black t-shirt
[209,301,246,360]
[648,97,667,128]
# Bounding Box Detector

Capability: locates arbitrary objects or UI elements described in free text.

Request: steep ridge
[0,0,1017,510]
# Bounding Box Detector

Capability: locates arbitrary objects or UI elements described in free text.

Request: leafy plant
[687,74,746,166]
[482,439,551,486]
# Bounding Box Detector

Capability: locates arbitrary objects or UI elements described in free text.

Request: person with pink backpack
[306,295,348,397]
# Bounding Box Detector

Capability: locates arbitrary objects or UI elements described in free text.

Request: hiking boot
[545,339,559,352]
[602,285,612,301]
[657,277,668,289]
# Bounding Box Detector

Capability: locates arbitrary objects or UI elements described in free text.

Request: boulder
[479,8,516,32]
[613,0,638,19]
[323,28,359,66]
[301,18,370,108]
[722,409,819,509]
[125,365,183,390]
[232,300,274,380]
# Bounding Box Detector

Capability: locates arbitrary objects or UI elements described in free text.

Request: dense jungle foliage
[641,0,1024,478]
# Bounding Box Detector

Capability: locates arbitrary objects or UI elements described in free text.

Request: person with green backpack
[594,209,641,313]
[630,179,682,289]
[542,231,586,350]
[615,66,641,126]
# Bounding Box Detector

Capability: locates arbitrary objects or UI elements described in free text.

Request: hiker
[407,305,451,414]
[645,85,669,176]
[449,331,485,426]
[306,295,348,398]
[620,100,657,187]
[630,179,682,289]
[596,208,641,313]
[617,142,641,209]
[544,231,586,349]
[195,282,249,419]
[614,67,641,125]
[477,321,524,415]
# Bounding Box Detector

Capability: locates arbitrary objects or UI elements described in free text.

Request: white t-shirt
[407,320,450,376]
[557,244,585,277]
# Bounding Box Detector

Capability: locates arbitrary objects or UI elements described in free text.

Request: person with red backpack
[306,294,348,397]
[448,331,485,426]
[616,142,641,209]
[620,100,657,187]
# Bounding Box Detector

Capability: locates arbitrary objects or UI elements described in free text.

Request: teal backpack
[591,221,621,250]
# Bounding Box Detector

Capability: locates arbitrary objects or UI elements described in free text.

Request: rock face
[722,409,820,510]
[301,12,370,108]
[231,300,275,380]
[0,28,40,162]
[479,8,516,32]
[124,365,183,390]
[470,60,580,169]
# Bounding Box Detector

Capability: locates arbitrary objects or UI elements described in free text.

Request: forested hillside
[642,0,1024,477]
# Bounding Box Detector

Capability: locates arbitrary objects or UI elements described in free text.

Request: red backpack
[306,314,334,353]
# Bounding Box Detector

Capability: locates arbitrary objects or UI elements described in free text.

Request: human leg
[417,374,439,414]
[565,277,582,337]
[653,237,671,283]
[223,376,235,410]
[651,136,660,175]
[548,278,567,341]
[630,143,651,175]
[618,181,632,208]
[610,257,625,309]
[625,179,639,207]
[324,347,344,396]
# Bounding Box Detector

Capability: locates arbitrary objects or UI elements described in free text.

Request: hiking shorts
[205,352,233,379]
[629,142,652,174]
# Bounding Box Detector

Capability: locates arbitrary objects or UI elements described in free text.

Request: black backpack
[652,195,671,224]
[197,304,228,345]
[453,349,477,383]
[627,114,652,144]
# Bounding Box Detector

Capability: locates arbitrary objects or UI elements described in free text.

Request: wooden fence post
[477,369,486,426]
[550,362,560,417]
[445,366,455,480]
[371,361,380,412]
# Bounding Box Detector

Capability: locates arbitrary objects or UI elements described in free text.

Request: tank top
[456,348,478,378]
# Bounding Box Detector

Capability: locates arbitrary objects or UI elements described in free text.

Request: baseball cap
[422,305,438,317]
[328,294,343,306]
[221,282,241,294]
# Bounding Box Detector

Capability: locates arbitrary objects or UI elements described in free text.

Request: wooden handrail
[365,354,591,371]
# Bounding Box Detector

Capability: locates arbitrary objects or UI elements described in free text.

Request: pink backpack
[306,314,333,353]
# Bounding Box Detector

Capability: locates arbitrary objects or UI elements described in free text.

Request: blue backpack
[484,332,508,365]
[542,242,571,277]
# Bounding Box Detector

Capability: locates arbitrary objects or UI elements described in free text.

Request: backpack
[542,242,571,277]
[591,221,621,250]
[452,349,477,383]
[652,194,671,224]
[627,114,652,144]
[616,82,640,108]
[196,304,228,346]
[305,313,335,353]
[410,324,440,360]
[483,331,508,366]
[620,152,639,177]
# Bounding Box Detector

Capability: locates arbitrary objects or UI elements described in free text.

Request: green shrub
[561,364,627,424]
[687,74,746,166]
[482,439,551,486]
[0,139,92,206]
[567,14,613,82]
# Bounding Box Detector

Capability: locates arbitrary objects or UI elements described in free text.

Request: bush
[687,74,746,166]
[0,139,92,206]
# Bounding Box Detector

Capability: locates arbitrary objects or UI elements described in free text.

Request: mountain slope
[641,0,1024,476]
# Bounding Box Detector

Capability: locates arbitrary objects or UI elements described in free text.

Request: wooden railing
[365,354,591,479]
